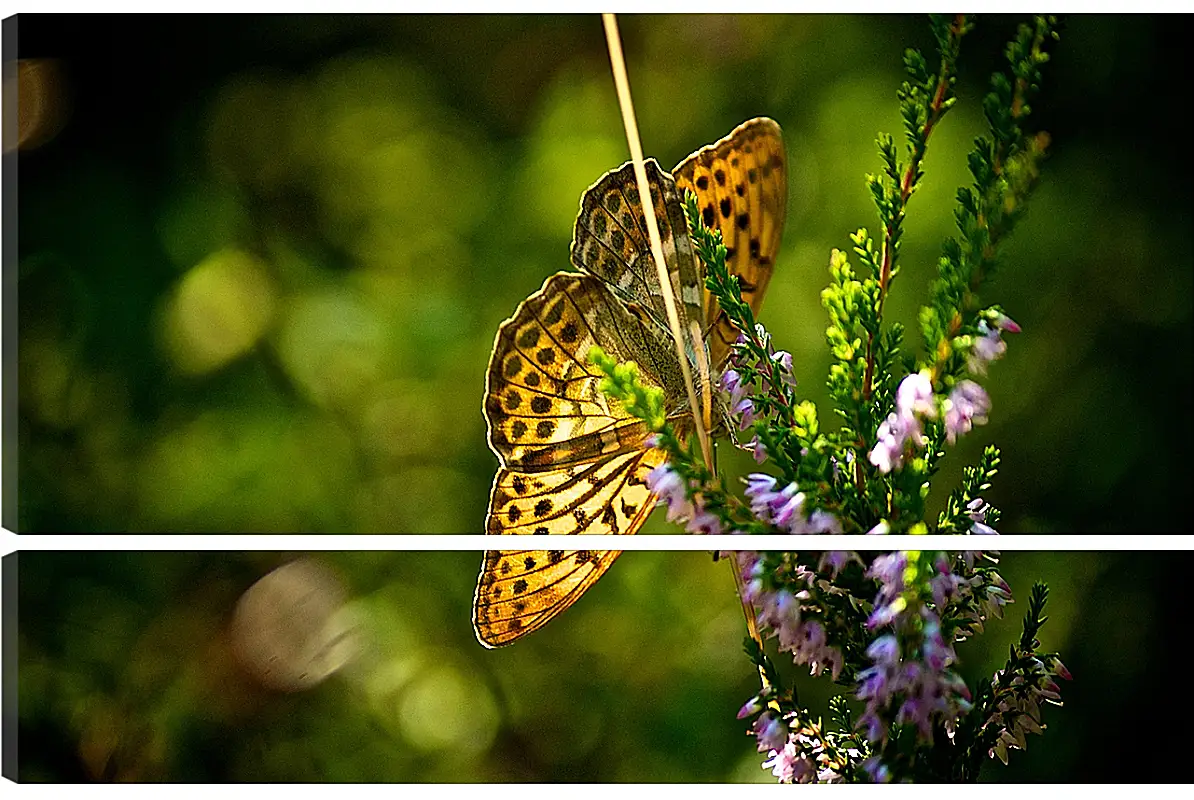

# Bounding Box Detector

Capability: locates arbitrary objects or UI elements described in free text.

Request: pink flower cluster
[735,551,845,680]
[643,462,727,535]
[868,371,994,472]
[722,325,798,464]
[857,554,974,746]
[738,703,853,783]
[743,474,843,534]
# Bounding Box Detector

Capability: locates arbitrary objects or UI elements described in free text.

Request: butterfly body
[474,118,787,648]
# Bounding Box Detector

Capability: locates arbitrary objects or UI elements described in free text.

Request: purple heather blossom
[866,552,908,629]
[898,370,937,419]
[742,473,843,535]
[968,313,1021,376]
[721,366,757,430]
[645,463,695,523]
[944,380,991,444]
[859,556,974,745]
[869,371,955,473]
[744,473,778,516]
[869,409,926,474]
[722,368,744,402]
[770,349,798,391]
[817,551,861,577]
[771,488,808,530]
[644,463,732,535]
[772,350,793,373]
[687,510,723,535]
[738,695,764,720]
[733,397,757,429]
[752,712,788,753]
[745,434,768,463]
[739,554,845,681]
[929,553,961,608]
[748,712,853,784]
[966,497,999,535]
[806,509,843,534]
[763,739,817,783]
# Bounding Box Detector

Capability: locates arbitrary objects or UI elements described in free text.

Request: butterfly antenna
[602,13,712,470]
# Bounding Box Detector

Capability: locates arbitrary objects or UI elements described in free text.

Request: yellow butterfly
[473,118,788,647]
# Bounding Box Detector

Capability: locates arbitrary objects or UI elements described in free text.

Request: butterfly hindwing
[672,117,788,369]
[473,447,665,648]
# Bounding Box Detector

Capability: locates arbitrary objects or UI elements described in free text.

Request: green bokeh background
[8,13,1191,783]
[15,550,1186,782]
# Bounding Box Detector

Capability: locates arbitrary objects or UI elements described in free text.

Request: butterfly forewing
[484,272,686,471]
[571,159,706,365]
[672,117,788,369]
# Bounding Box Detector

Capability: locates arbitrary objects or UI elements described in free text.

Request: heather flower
[929,553,961,608]
[744,434,768,463]
[743,473,778,516]
[721,366,757,430]
[771,488,808,530]
[944,380,991,444]
[645,463,692,520]
[866,552,908,628]
[806,509,843,534]
[752,712,788,752]
[869,409,925,473]
[898,370,937,419]
[722,368,744,403]
[738,695,764,720]
[686,509,723,535]
[966,497,999,534]
[772,349,793,373]
[858,556,974,746]
[817,551,860,577]
[968,313,1021,375]
[763,738,817,783]
[770,349,798,391]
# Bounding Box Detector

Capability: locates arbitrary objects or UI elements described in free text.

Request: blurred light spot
[19,334,94,429]
[7,58,70,152]
[518,71,623,237]
[398,665,497,754]
[231,558,362,692]
[275,287,385,409]
[163,248,277,374]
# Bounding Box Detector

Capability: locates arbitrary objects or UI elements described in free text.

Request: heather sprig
[593,13,1066,783]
